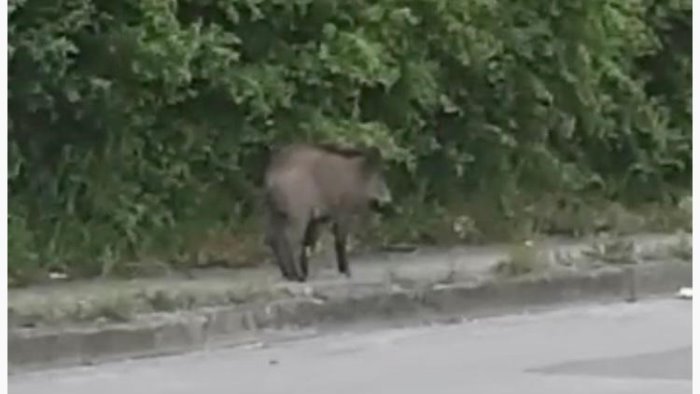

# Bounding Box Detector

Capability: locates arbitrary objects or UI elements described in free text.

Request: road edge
[9,261,691,372]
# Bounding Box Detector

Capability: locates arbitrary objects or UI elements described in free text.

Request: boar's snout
[366,173,393,213]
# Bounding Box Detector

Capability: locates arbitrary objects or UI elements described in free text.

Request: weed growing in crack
[494,241,547,277]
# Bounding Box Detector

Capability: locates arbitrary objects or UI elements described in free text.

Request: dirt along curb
[8,234,692,372]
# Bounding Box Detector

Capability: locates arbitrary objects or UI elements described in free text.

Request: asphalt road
[10,298,691,394]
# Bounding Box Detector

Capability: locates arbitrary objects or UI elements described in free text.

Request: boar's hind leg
[332,220,351,278]
[283,218,309,282]
[298,222,313,281]
[301,219,324,280]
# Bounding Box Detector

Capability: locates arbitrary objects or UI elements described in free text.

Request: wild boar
[263,143,392,282]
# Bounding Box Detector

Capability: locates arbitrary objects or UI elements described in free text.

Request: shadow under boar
[263,143,392,282]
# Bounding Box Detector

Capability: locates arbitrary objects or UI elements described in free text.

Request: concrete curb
[9,261,691,372]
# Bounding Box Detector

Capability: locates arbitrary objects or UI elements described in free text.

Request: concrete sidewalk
[8,233,691,371]
[9,233,683,327]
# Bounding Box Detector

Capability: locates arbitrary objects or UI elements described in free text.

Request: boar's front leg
[265,213,295,281]
[284,217,311,282]
[267,231,296,280]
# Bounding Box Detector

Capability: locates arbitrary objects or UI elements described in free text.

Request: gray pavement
[9,298,690,394]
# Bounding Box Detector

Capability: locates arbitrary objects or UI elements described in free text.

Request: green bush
[9,0,691,282]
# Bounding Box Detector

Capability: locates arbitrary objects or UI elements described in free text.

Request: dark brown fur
[263,143,391,282]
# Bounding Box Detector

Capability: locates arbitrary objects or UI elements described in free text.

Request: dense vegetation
[9,0,691,283]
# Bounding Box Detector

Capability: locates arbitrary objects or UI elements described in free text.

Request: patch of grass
[383,268,422,290]
[366,193,692,255]
[84,295,138,323]
[143,289,181,312]
[175,220,268,270]
[582,237,637,265]
[642,203,692,233]
[668,234,692,262]
[638,232,692,263]
[364,200,478,247]
[599,203,647,235]
[10,189,691,286]
[551,250,579,267]
[493,241,547,277]
[435,262,459,285]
